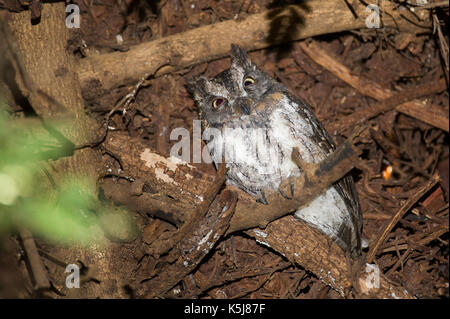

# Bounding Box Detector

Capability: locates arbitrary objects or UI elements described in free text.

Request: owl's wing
[296,97,362,257]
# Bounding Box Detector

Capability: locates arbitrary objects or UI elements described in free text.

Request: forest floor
[0,0,448,299]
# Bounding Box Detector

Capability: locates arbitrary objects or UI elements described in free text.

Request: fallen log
[76,0,430,95]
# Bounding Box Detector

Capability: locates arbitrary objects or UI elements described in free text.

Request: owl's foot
[256,191,269,205]
[278,178,295,200]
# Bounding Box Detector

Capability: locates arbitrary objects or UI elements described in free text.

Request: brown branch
[76,0,428,94]
[329,79,448,134]
[245,214,413,298]
[148,163,228,258]
[18,228,51,291]
[144,189,237,298]
[245,215,351,294]
[299,41,449,132]
[101,131,221,226]
[433,13,449,83]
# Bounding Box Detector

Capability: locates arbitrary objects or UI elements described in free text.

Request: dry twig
[18,228,51,292]
[366,174,441,263]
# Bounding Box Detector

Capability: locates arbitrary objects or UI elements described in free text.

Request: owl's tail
[293,186,361,258]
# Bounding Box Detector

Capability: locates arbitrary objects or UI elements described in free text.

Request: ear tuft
[230,44,251,68]
[184,77,197,95]
[185,76,208,95]
[185,77,211,105]
[231,44,245,56]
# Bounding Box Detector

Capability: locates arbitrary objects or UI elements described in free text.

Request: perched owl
[186,44,362,258]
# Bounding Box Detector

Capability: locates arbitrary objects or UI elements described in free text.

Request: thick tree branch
[144,189,237,298]
[75,0,430,94]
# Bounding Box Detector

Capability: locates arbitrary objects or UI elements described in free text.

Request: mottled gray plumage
[186,44,362,257]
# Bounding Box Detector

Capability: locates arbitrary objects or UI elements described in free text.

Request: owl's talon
[278,179,295,199]
[256,191,269,205]
[279,188,292,200]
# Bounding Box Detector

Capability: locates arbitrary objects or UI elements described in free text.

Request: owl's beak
[234,97,252,115]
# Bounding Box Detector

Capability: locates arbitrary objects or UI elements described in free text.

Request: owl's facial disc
[186,44,280,125]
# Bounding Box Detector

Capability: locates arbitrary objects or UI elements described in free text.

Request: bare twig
[106,74,151,121]
[366,174,441,263]
[19,228,51,291]
[433,13,449,83]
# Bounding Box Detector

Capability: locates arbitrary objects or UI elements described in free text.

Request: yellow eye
[212,98,225,109]
[243,76,256,87]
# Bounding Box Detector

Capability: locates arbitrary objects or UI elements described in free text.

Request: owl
[186,44,362,258]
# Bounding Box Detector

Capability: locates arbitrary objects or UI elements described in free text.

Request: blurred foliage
[0,99,100,244]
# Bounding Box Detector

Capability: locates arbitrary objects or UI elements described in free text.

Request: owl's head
[186,44,281,127]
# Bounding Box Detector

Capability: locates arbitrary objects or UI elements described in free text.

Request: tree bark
[2,3,126,298]
[3,2,103,191]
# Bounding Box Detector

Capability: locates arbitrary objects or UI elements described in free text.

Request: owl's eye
[243,76,256,88]
[212,98,226,110]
